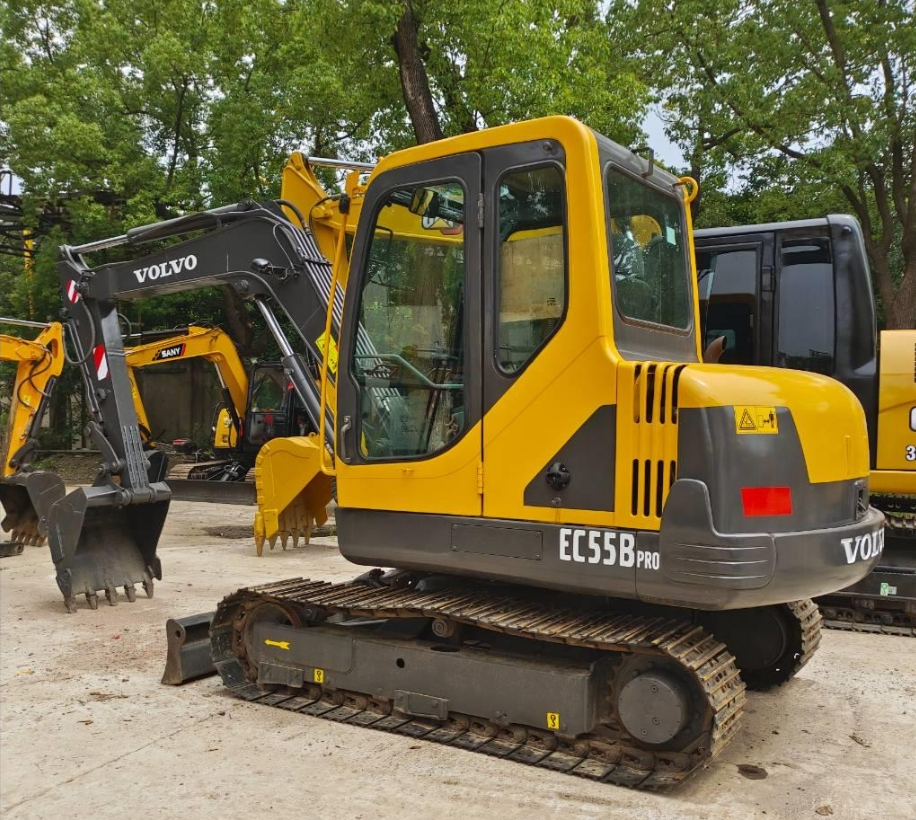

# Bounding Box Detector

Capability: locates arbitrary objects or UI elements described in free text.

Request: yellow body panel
[677,364,870,483]
[483,339,618,526]
[1,323,65,477]
[213,407,238,450]
[336,422,483,517]
[875,330,916,476]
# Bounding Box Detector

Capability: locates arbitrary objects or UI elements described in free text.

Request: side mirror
[409,188,437,217]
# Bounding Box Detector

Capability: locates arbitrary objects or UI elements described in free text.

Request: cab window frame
[603,162,695,339]
[349,174,473,464]
[493,160,570,377]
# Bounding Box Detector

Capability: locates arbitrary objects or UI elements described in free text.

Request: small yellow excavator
[125,324,249,453]
[42,116,884,787]
[0,318,65,555]
[125,326,319,529]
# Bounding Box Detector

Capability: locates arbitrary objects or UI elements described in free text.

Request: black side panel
[677,406,858,534]
[523,405,616,511]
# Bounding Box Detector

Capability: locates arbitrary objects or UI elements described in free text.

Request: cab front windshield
[607,169,691,330]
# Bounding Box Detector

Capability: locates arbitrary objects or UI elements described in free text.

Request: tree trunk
[867,242,916,330]
[220,288,254,355]
[884,258,916,329]
[392,3,443,145]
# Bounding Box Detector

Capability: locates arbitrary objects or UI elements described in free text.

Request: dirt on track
[1,496,915,820]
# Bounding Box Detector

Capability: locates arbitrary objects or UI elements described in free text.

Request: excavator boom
[36,199,342,609]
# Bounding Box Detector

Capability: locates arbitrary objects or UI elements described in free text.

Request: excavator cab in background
[0,319,66,556]
[694,216,916,634]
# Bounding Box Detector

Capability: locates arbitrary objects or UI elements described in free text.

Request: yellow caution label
[315,332,339,375]
[264,639,290,651]
[313,667,325,684]
[734,405,779,435]
[546,711,560,730]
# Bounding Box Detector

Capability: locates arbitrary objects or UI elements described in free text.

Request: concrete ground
[1,497,914,820]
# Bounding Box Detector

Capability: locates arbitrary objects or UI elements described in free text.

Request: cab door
[335,154,483,516]
[694,237,772,366]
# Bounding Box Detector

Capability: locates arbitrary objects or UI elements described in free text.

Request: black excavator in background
[695,216,915,635]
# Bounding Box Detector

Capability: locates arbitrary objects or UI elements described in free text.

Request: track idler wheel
[237,600,304,683]
[701,602,818,691]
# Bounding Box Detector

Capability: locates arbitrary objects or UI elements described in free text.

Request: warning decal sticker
[93,345,109,382]
[734,405,779,435]
[315,331,339,375]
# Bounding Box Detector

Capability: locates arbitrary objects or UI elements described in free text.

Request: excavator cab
[694,216,916,633]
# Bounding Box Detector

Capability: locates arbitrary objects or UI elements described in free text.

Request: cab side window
[697,247,758,365]
[496,166,566,372]
[776,239,836,375]
[351,180,468,459]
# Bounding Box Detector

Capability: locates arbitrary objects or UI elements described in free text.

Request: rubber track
[787,598,822,679]
[822,609,916,638]
[212,578,747,790]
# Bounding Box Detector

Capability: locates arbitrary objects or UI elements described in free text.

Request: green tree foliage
[610,0,916,327]
[1,0,648,345]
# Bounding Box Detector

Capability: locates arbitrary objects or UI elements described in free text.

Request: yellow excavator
[43,116,885,787]
[125,324,249,454]
[125,325,319,529]
[0,318,65,555]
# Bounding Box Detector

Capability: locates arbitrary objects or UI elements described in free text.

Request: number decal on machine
[313,667,325,684]
[559,528,660,570]
[906,444,916,462]
[546,712,560,730]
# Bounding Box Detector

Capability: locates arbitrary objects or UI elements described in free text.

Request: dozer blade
[47,484,170,612]
[161,611,216,684]
[166,478,256,506]
[0,471,66,554]
[252,435,334,556]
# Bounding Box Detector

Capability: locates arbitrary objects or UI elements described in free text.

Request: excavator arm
[126,325,248,430]
[125,325,249,447]
[0,320,66,554]
[40,199,340,609]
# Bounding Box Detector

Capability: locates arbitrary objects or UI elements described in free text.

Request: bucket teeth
[64,595,77,614]
[255,533,265,557]
[280,530,289,550]
[124,584,137,603]
[143,578,154,599]
[268,535,278,551]
[105,585,118,606]
[86,592,99,610]
[291,529,300,549]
